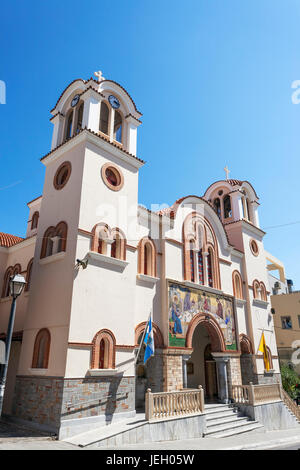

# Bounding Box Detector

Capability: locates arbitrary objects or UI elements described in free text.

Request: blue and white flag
[143,312,155,364]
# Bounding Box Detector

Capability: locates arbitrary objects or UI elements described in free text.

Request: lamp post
[0,274,26,417]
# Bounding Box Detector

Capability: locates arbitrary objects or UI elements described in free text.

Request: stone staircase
[204,403,264,438]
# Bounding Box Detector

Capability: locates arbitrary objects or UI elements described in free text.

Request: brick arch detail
[91,329,116,369]
[185,313,226,352]
[135,321,164,348]
[239,333,254,355]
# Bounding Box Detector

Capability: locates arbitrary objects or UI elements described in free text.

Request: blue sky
[1,0,300,287]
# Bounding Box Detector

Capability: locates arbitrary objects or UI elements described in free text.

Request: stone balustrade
[145,386,204,421]
[232,382,282,405]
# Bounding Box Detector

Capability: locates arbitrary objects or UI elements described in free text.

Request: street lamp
[0,274,26,417]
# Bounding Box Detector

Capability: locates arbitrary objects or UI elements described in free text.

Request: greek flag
[143,312,155,364]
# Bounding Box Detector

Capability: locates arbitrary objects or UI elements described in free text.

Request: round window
[101,163,124,191]
[54,162,71,190]
[250,239,259,256]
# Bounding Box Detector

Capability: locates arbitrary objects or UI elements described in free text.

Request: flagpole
[134,311,151,365]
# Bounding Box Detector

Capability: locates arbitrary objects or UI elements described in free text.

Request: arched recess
[111,227,127,260]
[185,313,226,352]
[91,329,116,369]
[239,334,254,355]
[232,270,244,299]
[32,328,51,369]
[182,212,221,290]
[137,237,157,277]
[91,222,111,254]
[134,321,164,348]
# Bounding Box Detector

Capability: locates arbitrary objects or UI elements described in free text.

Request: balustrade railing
[281,388,300,421]
[145,386,204,421]
[232,382,282,405]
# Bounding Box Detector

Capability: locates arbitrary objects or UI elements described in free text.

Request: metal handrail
[66,391,128,410]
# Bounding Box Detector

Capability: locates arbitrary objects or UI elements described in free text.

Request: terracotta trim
[78,228,92,237]
[239,333,254,354]
[137,237,157,277]
[249,238,259,257]
[68,342,92,347]
[219,258,232,266]
[135,321,164,348]
[32,329,51,369]
[25,258,34,292]
[53,161,72,190]
[115,344,136,351]
[165,237,183,247]
[101,162,124,192]
[40,221,68,259]
[185,313,226,352]
[232,270,244,300]
[91,329,116,369]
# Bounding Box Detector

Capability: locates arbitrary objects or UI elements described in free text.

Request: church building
[0,72,282,438]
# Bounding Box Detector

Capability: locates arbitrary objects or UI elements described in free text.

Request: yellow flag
[258,332,270,371]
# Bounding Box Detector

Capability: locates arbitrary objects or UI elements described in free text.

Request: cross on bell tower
[94,70,105,82]
[224,166,230,180]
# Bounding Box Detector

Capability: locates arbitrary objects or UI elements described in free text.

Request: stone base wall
[238,401,299,431]
[12,375,135,434]
[162,349,183,391]
[13,376,64,431]
[240,354,257,384]
[256,373,281,385]
[227,356,242,397]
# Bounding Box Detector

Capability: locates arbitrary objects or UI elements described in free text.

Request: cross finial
[94,70,105,82]
[224,166,230,180]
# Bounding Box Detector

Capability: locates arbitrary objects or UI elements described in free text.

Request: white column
[203,251,209,286]
[82,89,102,133]
[51,113,64,150]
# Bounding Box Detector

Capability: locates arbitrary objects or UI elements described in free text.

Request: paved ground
[1,420,300,450]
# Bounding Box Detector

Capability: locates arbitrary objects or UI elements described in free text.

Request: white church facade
[0,72,282,437]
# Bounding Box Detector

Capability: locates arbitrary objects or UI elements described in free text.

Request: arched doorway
[186,323,218,399]
[134,322,164,411]
[186,313,226,401]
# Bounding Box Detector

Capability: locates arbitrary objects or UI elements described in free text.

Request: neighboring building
[0,72,282,438]
[267,254,300,374]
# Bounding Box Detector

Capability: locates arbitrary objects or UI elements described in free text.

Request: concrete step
[205,405,236,415]
[204,419,263,437]
[206,409,238,420]
[207,422,264,438]
[206,415,249,428]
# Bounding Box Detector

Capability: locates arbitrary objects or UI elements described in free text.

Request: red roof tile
[0,233,24,248]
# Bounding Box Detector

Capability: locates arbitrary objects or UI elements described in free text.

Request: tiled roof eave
[40,128,145,166]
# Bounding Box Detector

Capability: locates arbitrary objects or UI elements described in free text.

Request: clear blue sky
[1,0,300,287]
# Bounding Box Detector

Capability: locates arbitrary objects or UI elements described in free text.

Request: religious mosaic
[168,281,237,350]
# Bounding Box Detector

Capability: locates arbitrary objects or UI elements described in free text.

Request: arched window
[189,241,195,283]
[223,195,232,219]
[213,198,221,219]
[31,211,39,230]
[91,329,116,369]
[2,266,13,298]
[65,110,73,141]
[40,222,68,259]
[113,110,122,143]
[32,329,51,369]
[207,249,214,287]
[56,222,68,253]
[198,249,204,285]
[75,102,84,134]
[138,238,156,277]
[253,280,260,299]
[233,271,243,299]
[99,102,109,135]
[111,229,126,260]
[260,282,267,301]
[25,259,34,292]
